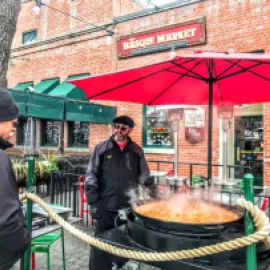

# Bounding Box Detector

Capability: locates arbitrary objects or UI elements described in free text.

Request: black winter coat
[0,138,31,270]
[85,137,150,214]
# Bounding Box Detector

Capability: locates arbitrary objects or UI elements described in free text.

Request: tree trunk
[0,0,21,88]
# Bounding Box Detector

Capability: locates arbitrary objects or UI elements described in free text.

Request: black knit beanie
[113,115,135,128]
[0,88,19,122]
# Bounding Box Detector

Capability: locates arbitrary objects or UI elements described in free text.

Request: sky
[138,0,178,7]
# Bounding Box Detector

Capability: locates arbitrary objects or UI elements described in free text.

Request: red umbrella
[68,52,270,179]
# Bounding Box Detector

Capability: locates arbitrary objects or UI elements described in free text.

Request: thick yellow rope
[20,193,270,262]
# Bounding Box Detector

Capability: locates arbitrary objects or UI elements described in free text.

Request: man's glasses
[114,124,128,132]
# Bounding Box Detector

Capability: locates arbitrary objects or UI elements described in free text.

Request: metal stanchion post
[244,173,256,270]
[23,156,34,270]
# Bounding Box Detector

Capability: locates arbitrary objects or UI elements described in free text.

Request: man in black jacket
[86,115,153,270]
[0,89,31,270]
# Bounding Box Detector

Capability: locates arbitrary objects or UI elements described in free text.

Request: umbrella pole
[207,61,214,184]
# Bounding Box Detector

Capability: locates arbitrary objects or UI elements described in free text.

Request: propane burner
[125,212,270,269]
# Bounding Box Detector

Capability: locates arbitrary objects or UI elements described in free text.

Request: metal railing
[147,160,260,185]
[45,161,268,226]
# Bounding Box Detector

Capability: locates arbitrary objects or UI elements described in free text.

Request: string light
[106,30,114,45]
[146,0,159,9]
[33,1,42,15]
[169,47,176,60]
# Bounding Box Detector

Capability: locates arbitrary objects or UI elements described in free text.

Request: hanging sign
[117,17,206,58]
[184,109,205,143]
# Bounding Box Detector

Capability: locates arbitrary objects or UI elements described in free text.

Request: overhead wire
[34,0,107,32]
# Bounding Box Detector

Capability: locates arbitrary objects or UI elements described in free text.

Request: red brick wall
[8,0,270,183]
[112,0,142,17]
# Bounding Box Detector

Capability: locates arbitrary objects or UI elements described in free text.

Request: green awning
[66,101,116,123]
[14,82,33,91]
[27,92,64,120]
[48,73,89,101]
[65,100,93,122]
[67,73,90,80]
[34,78,60,94]
[8,89,27,116]
[92,104,116,124]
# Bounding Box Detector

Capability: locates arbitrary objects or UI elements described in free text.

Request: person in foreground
[86,115,155,270]
[0,89,31,270]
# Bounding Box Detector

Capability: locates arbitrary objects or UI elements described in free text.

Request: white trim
[39,146,58,150]
[65,148,90,153]
[143,148,175,154]
[218,119,222,180]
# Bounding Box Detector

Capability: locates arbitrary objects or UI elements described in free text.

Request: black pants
[0,226,31,270]
[0,248,23,270]
[89,210,124,270]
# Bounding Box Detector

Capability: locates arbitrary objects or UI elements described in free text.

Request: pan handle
[202,224,224,231]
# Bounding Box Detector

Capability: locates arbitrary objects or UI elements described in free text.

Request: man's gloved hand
[144,176,157,199]
[147,185,157,199]
[89,204,99,219]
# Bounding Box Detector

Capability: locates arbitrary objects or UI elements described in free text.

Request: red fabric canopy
[69,52,270,105]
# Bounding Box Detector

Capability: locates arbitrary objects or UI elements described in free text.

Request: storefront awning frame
[48,73,90,101]
[33,77,60,94]
[14,81,33,91]
[8,89,116,123]
[8,89,28,116]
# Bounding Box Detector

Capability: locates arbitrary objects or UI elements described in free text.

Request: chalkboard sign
[184,109,205,144]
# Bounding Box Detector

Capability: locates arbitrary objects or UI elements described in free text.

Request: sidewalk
[14,224,159,270]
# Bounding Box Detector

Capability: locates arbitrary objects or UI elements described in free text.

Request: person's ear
[128,128,133,134]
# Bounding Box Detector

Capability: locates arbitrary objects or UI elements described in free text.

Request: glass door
[234,116,264,186]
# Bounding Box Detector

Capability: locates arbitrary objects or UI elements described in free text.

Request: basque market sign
[117,17,206,58]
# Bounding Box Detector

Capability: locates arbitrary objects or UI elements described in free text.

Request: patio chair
[122,261,141,270]
[31,227,66,270]
[31,203,66,270]
[78,176,94,227]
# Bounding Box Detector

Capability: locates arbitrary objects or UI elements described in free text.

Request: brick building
[7,0,270,185]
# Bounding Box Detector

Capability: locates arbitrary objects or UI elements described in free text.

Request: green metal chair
[123,261,141,270]
[31,227,66,270]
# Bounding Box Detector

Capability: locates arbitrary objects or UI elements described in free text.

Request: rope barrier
[20,193,270,262]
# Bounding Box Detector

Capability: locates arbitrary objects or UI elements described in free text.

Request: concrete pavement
[14,224,159,270]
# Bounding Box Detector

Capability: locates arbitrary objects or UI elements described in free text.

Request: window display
[41,120,60,146]
[68,121,89,147]
[17,117,28,145]
[144,106,173,148]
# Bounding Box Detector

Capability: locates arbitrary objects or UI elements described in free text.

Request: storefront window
[17,117,28,145]
[68,121,89,148]
[143,106,173,148]
[41,120,60,146]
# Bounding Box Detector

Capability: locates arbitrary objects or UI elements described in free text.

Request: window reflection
[145,106,173,147]
[69,121,89,148]
[42,120,60,146]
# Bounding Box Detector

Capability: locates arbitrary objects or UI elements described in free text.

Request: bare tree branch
[0,0,21,88]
